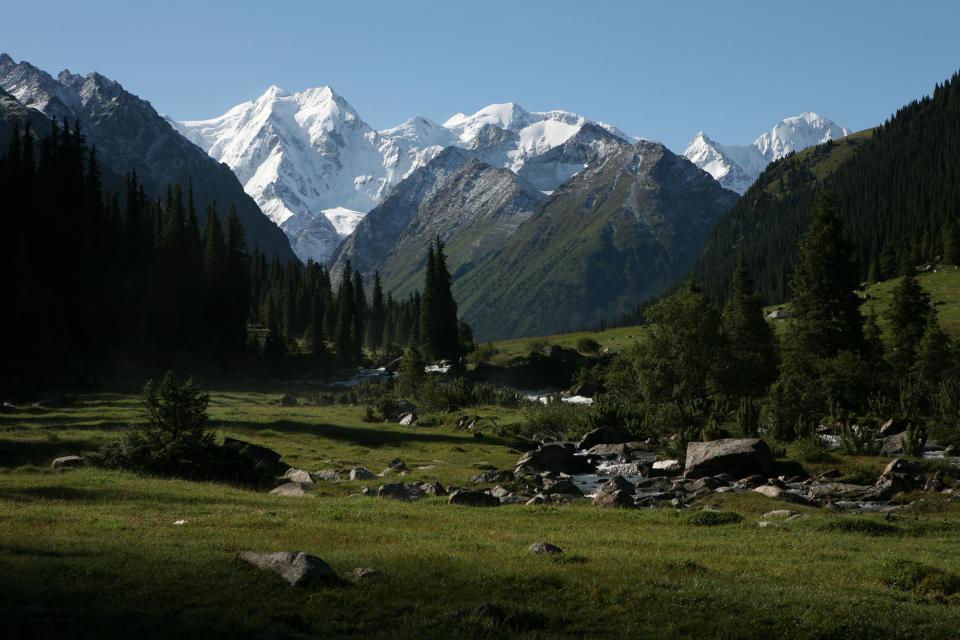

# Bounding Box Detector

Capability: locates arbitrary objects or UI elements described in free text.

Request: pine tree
[912,318,955,388]
[397,341,426,397]
[719,252,778,397]
[433,237,460,359]
[334,262,356,364]
[419,244,439,359]
[886,268,933,374]
[367,271,386,351]
[351,269,366,361]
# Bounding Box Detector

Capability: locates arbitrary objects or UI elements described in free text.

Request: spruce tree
[397,341,427,397]
[419,244,440,359]
[334,262,356,364]
[886,268,933,374]
[433,237,460,359]
[367,271,386,351]
[912,318,954,388]
[719,252,778,397]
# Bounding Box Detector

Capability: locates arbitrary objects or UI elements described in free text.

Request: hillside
[695,69,960,307]
[456,140,739,340]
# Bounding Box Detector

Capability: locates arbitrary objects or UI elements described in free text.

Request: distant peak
[0,52,13,65]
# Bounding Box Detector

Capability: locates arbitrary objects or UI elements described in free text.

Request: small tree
[143,370,211,442]
[886,269,933,374]
[397,342,426,397]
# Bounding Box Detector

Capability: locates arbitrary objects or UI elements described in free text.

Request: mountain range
[682,112,850,194]
[0,54,296,261]
[173,89,632,263]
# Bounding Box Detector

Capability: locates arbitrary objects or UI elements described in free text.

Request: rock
[753,485,785,499]
[879,418,906,436]
[883,459,921,476]
[587,443,631,459]
[880,433,906,457]
[650,460,682,476]
[923,474,945,493]
[448,489,500,507]
[349,467,376,481]
[398,413,417,425]
[283,468,314,484]
[763,510,798,520]
[352,567,379,581]
[756,521,781,529]
[529,541,563,555]
[593,489,634,508]
[873,473,913,500]
[542,478,582,495]
[525,494,547,506]
[387,458,408,471]
[490,485,512,498]
[378,482,425,501]
[469,469,515,483]
[0,401,19,413]
[577,426,633,451]
[279,394,298,407]
[270,482,311,497]
[222,438,285,472]
[313,469,341,481]
[515,443,595,474]
[239,551,337,587]
[738,474,768,488]
[684,438,776,480]
[806,482,878,501]
[597,476,635,495]
[51,455,83,471]
[420,481,447,496]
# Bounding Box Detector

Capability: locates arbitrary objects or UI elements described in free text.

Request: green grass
[486,325,646,365]
[4,392,960,638]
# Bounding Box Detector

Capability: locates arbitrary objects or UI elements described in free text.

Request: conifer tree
[419,244,440,359]
[886,268,933,374]
[367,271,386,351]
[397,341,427,397]
[912,318,954,388]
[334,262,357,364]
[719,252,778,397]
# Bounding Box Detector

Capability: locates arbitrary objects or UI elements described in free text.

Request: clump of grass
[551,554,588,565]
[686,510,743,526]
[792,436,839,464]
[882,560,960,601]
[820,518,901,536]
[838,461,881,485]
[663,559,708,574]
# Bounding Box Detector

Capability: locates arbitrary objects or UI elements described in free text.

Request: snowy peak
[175,89,635,264]
[684,113,850,194]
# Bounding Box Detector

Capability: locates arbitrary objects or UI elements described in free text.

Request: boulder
[349,467,376,481]
[578,426,633,451]
[593,489,634,508]
[378,482,425,501]
[313,469,341,481]
[597,476,635,496]
[684,439,776,480]
[753,485,785,499]
[883,459,921,476]
[650,460,682,476]
[873,473,913,500]
[351,567,379,581]
[529,541,563,555]
[398,413,417,426]
[515,443,594,474]
[448,489,500,507]
[469,469,515,483]
[763,509,799,520]
[51,455,83,471]
[239,551,338,587]
[587,443,631,459]
[420,481,447,496]
[542,478,582,496]
[270,482,311,497]
[222,438,285,472]
[806,482,878,501]
[283,468,314,484]
[0,401,19,413]
[880,433,906,457]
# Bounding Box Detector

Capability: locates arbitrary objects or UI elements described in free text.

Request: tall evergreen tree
[886,268,934,374]
[367,271,386,351]
[334,262,357,364]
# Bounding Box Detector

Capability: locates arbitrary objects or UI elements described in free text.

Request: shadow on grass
[0,415,135,431]
[221,419,516,449]
[0,438,107,468]
[0,484,256,507]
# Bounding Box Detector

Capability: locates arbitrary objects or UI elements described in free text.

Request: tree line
[0,119,468,383]
[696,70,960,307]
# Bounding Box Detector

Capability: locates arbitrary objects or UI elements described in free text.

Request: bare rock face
[684,439,776,479]
[239,551,338,587]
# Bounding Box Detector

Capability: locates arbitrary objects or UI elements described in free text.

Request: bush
[821,518,901,536]
[576,337,601,354]
[519,399,593,441]
[882,560,960,600]
[469,342,499,365]
[686,511,743,526]
[91,371,274,487]
[902,421,929,457]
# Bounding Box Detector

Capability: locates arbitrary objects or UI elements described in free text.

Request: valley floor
[3,392,960,639]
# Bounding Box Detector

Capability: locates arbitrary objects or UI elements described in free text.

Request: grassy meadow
[3,391,960,639]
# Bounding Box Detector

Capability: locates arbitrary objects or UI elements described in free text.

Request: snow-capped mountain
[683,112,850,194]
[174,90,632,263]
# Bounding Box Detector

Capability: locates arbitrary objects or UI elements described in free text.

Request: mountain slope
[0,54,295,261]
[329,147,546,296]
[684,112,850,194]
[175,92,632,263]
[455,140,740,339]
[695,71,960,307]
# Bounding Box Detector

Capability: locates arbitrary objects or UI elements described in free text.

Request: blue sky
[4,0,959,150]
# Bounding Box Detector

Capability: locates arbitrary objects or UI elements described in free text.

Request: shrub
[902,421,929,457]
[838,420,880,456]
[576,337,601,354]
[519,399,592,441]
[821,518,900,536]
[526,339,548,354]
[91,371,274,487]
[469,342,499,365]
[882,560,960,600]
[686,511,743,526]
[793,435,839,464]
